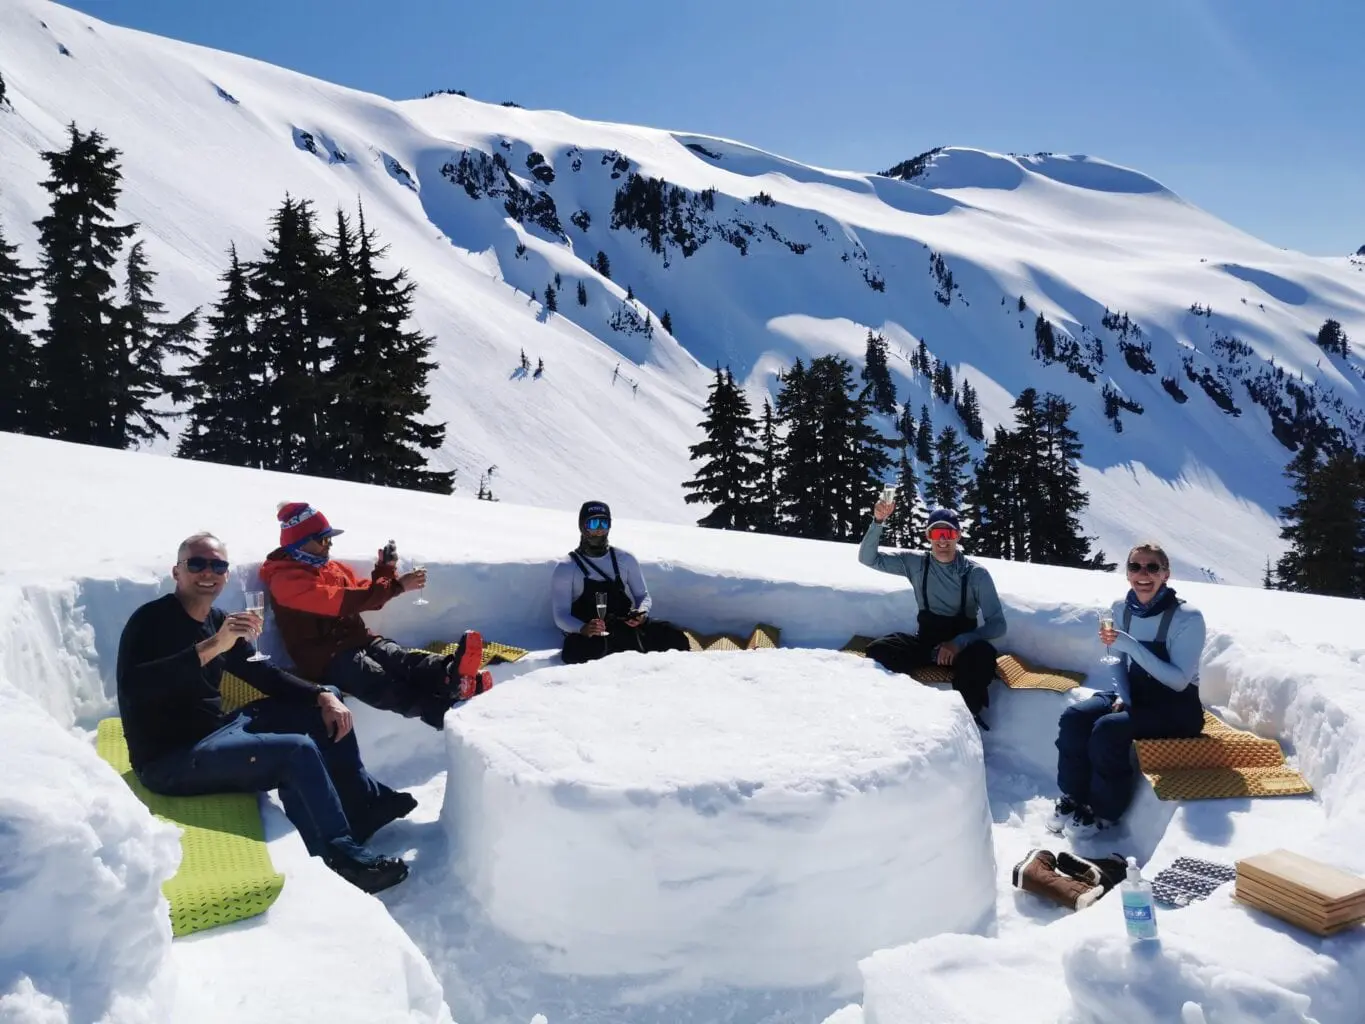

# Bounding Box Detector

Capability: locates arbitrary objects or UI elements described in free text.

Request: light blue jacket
[1105,594,1205,704]
[858,521,1007,648]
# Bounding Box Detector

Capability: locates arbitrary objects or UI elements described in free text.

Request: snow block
[443,648,996,994]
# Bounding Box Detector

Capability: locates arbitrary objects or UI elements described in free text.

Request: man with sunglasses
[1049,542,1207,839]
[116,532,410,894]
[858,505,1006,728]
[551,500,690,664]
[260,502,491,729]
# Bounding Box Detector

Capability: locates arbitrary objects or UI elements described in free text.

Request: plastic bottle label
[1123,903,1153,922]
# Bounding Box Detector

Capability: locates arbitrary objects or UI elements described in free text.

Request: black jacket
[115,594,321,771]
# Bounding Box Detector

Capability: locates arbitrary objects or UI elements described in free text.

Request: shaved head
[177,532,225,563]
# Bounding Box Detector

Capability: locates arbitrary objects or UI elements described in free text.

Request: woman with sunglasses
[1049,542,1207,840]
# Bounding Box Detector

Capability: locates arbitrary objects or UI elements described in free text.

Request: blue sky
[64,0,1363,256]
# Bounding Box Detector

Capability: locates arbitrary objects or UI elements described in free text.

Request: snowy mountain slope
[2,0,1363,585]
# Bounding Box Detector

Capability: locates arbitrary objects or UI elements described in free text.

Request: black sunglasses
[1127,561,1164,574]
[182,557,230,575]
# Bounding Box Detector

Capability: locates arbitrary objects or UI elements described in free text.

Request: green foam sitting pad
[96,718,285,937]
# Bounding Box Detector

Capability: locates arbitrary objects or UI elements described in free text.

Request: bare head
[1125,542,1171,605]
[173,532,230,605]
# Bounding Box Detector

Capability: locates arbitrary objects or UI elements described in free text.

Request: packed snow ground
[3,433,1365,1023]
[3,0,1365,586]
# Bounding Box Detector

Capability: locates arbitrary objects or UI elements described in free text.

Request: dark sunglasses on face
[182,557,230,575]
[585,517,611,531]
[929,527,960,541]
[1127,561,1164,574]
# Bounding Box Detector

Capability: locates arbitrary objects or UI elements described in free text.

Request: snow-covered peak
[1,0,1362,586]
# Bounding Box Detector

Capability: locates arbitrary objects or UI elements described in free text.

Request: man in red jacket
[260,502,492,729]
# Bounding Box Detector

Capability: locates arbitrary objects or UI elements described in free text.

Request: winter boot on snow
[1011,848,1104,911]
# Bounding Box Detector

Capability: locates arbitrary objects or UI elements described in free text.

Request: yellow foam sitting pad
[1135,711,1313,800]
[423,638,529,666]
[220,672,268,714]
[994,654,1086,692]
[838,639,1085,691]
[96,718,285,938]
[683,624,782,653]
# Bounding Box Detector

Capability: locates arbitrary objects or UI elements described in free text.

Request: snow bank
[0,683,180,1024]
[443,649,996,996]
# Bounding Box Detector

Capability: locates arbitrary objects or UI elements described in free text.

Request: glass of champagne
[880,483,897,506]
[595,592,610,636]
[410,562,429,606]
[244,590,271,662]
[1098,607,1120,665]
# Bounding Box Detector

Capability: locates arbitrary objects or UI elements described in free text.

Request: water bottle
[1121,856,1159,941]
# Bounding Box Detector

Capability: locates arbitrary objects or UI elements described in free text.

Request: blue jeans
[137,697,384,856]
[1055,692,1197,821]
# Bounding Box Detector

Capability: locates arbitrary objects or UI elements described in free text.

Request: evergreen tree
[625,283,634,301]
[0,218,39,433]
[968,390,1108,568]
[110,240,198,447]
[752,398,781,534]
[775,355,892,541]
[1316,318,1349,357]
[248,195,333,473]
[861,329,897,415]
[1274,444,1364,597]
[883,447,928,547]
[0,68,7,108]
[178,244,267,467]
[683,366,761,530]
[544,282,557,312]
[914,337,931,377]
[915,404,933,462]
[774,359,820,537]
[955,378,984,440]
[33,124,137,444]
[593,251,611,278]
[1034,393,1107,567]
[926,425,971,510]
[1261,558,1275,590]
[660,309,673,334]
[967,426,1027,561]
[932,357,954,402]
[326,203,453,493]
[576,280,588,306]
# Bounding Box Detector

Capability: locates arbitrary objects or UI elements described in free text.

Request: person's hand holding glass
[243,590,271,662]
[1098,606,1121,665]
[874,483,896,522]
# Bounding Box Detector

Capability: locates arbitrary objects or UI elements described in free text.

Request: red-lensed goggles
[928,527,960,541]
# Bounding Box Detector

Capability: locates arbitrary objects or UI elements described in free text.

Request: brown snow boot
[1011,848,1104,910]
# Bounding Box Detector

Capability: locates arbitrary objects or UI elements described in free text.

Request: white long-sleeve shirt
[550,547,653,633]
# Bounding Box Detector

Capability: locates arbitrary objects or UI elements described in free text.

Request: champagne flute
[244,590,271,662]
[595,592,610,637]
[410,562,429,606]
[1098,607,1120,665]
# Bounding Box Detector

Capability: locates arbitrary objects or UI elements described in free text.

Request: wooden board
[1235,877,1365,926]
[1235,890,1365,937]
[1236,849,1365,908]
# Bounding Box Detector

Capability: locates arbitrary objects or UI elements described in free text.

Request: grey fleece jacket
[858,520,1007,648]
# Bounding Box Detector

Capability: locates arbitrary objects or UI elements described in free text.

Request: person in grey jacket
[858,504,1007,726]
[1049,541,1207,839]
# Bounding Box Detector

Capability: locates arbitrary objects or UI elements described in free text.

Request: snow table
[95,717,285,937]
[1134,710,1312,801]
[841,638,1086,692]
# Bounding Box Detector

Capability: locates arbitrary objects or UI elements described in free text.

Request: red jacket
[259,549,403,681]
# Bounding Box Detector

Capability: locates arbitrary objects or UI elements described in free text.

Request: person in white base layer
[550,500,690,664]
